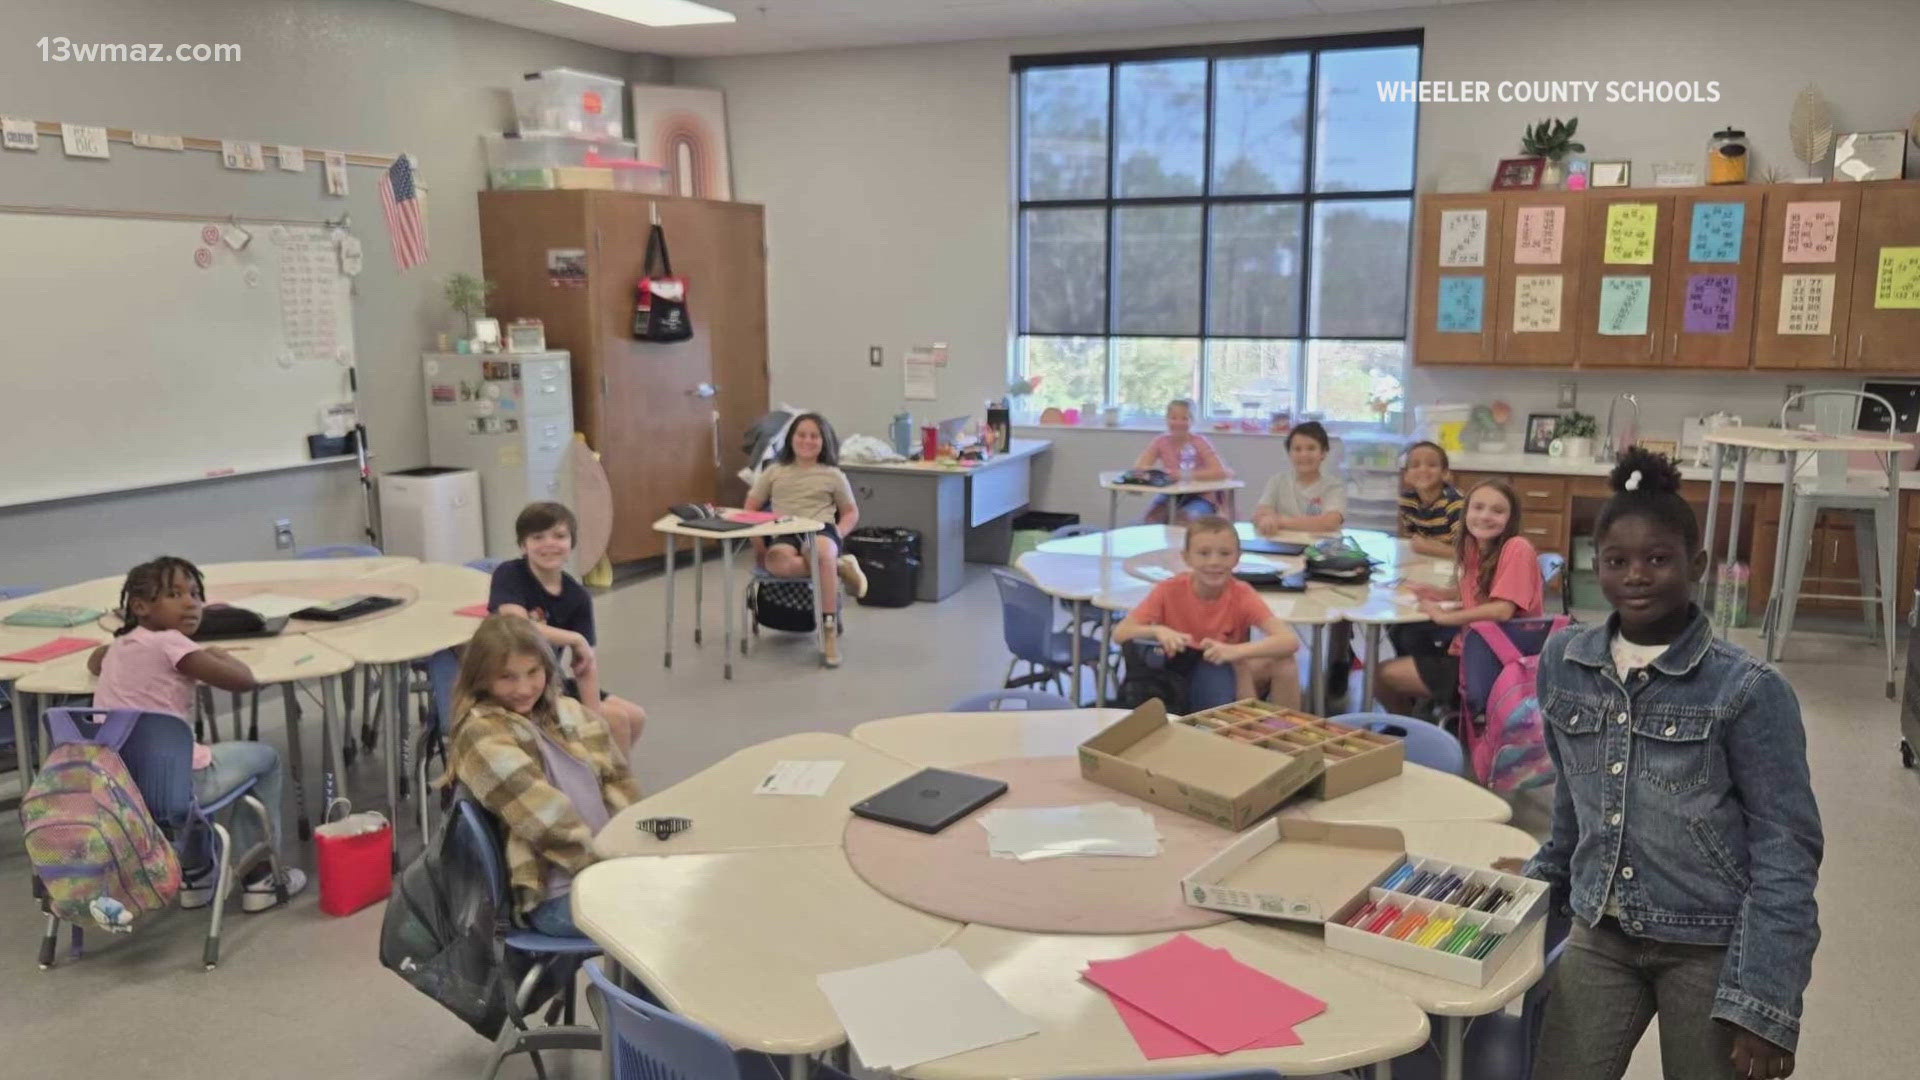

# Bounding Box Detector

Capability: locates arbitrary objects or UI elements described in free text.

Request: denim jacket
[1523,607,1823,1052]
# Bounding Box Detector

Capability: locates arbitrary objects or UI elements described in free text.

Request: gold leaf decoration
[1789,86,1833,175]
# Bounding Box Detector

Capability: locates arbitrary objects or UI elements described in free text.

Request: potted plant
[443,272,497,347]
[1554,410,1598,461]
[1521,118,1585,188]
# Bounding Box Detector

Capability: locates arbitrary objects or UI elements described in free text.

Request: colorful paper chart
[1513,274,1562,333]
[1778,273,1835,335]
[1683,274,1737,334]
[1513,206,1564,264]
[1604,203,1658,265]
[1436,275,1484,333]
[1782,201,1841,263]
[1875,247,1920,309]
[1438,209,1487,268]
[1688,203,1744,263]
[1598,276,1651,336]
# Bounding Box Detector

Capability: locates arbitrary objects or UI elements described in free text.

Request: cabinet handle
[1670,332,1679,355]
[1858,333,1867,364]
[1525,490,1552,498]
[1830,334,1839,361]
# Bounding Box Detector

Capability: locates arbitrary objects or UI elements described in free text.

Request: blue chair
[950,688,1075,711]
[1390,926,1571,1080]
[0,585,44,599]
[36,708,282,970]
[585,958,858,1080]
[1332,712,1465,775]
[450,798,605,1080]
[298,544,384,559]
[989,568,1105,704]
[1188,659,1241,710]
[411,648,462,841]
[466,557,507,574]
[1537,551,1570,614]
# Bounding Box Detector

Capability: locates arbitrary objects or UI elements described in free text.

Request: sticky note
[1875,246,1920,309]
[1604,203,1658,265]
[1778,273,1835,335]
[1782,201,1841,263]
[1513,274,1562,333]
[1436,275,1484,333]
[1513,205,1564,264]
[1688,203,1744,263]
[1683,274,1737,333]
[1439,209,1487,267]
[1598,276,1651,336]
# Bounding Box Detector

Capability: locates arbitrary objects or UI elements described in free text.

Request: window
[1015,32,1419,426]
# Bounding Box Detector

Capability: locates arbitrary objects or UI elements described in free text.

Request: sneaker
[178,865,216,910]
[822,617,842,668]
[241,867,308,913]
[837,554,869,599]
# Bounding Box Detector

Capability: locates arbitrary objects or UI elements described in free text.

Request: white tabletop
[843,438,1051,476]
[1703,428,1911,453]
[366,561,491,604]
[572,847,962,1056]
[0,625,111,681]
[14,634,357,695]
[593,732,919,858]
[651,512,826,541]
[303,605,480,665]
[1100,471,1248,496]
[1291,763,1512,826]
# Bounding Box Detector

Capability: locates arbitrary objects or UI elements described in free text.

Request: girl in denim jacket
[1517,449,1822,1080]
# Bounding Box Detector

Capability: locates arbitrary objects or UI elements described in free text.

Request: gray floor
[0,558,1913,1078]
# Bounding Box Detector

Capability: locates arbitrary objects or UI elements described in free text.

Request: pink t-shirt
[1144,433,1222,476]
[1130,574,1275,645]
[93,626,213,769]
[1461,536,1545,617]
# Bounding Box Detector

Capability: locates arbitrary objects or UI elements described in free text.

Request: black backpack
[1119,640,1199,715]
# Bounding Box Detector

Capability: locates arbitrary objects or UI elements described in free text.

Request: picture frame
[1834,131,1905,182]
[1590,161,1631,188]
[1651,161,1702,187]
[1492,157,1545,191]
[1524,413,1561,454]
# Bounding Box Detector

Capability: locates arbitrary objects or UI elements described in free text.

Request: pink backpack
[1459,617,1570,794]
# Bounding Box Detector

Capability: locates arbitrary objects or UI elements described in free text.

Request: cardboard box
[1182,817,1548,986]
[1078,699,1323,831]
[1178,700,1404,799]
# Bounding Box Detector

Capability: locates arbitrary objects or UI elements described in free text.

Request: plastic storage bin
[484,134,641,190]
[513,67,625,140]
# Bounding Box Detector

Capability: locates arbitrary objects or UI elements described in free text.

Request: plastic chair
[0,585,44,599]
[584,959,858,1080]
[297,544,384,559]
[412,648,461,841]
[989,568,1105,703]
[450,798,604,1080]
[950,688,1075,711]
[1332,712,1466,775]
[1188,659,1241,711]
[1389,928,1571,1080]
[466,557,507,574]
[1537,551,1571,615]
[36,708,282,970]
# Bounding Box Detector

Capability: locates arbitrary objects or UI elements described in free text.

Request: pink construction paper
[724,510,780,524]
[1081,934,1327,1054]
[1,636,96,663]
[1105,991,1301,1060]
[455,603,490,617]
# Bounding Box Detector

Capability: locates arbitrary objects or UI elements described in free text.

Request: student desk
[841,439,1051,602]
[1099,470,1246,531]
[652,514,827,679]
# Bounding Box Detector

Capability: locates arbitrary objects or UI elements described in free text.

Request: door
[1413,195,1502,365]
[1577,193,1674,367]
[1753,185,1860,369]
[1494,192,1585,366]
[703,202,771,506]
[1661,189,1765,369]
[1846,181,1920,371]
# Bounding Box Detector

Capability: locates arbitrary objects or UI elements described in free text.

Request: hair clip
[1625,469,1643,492]
[636,816,692,841]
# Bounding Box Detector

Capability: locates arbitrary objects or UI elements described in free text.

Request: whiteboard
[0,211,357,507]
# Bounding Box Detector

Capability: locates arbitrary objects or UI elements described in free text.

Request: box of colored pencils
[1325,855,1549,986]
[1176,699,1405,798]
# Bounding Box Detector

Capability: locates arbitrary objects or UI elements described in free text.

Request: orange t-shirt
[1129,573,1275,644]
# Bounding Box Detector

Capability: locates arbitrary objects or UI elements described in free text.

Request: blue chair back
[1460,617,1567,718]
[585,959,749,1080]
[45,708,198,830]
[0,585,45,600]
[466,558,506,573]
[425,647,460,735]
[1332,712,1465,775]
[449,796,512,915]
[951,689,1075,711]
[990,568,1059,665]
[1537,552,1565,586]
[298,544,383,559]
[1188,660,1241,711]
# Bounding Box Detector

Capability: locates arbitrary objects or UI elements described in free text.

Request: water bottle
[890,412,913,457]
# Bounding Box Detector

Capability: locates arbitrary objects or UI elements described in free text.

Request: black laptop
[850,768,1009,834]
[291,594,404,622]
[1240,537,1306,556]
[676,516,754,533]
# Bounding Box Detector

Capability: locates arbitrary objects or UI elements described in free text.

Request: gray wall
[676,0,1920,448]
[0,0,654,583]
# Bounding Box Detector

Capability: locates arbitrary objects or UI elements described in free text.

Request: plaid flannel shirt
[450,697,641,916]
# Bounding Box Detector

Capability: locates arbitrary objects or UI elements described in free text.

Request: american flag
[379,154,428,270]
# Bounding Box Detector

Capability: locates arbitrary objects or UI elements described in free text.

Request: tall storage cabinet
[479,191,770,563]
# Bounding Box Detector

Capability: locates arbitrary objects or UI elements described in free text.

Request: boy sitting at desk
[1114,516,1302,708]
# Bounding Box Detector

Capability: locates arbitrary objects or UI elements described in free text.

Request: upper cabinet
[1492,193,1585,367]
[1412,194,1503,366]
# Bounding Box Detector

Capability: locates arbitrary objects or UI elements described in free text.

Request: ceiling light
[549,0,736,28]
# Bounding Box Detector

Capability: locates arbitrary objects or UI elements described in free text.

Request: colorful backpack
[1459,617,1571,794]
[21,710,182,933]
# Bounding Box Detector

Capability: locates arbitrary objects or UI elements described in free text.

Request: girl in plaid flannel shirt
[447,615,640,936]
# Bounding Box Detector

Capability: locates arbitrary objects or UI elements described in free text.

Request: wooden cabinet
[1846,183,1920,370]
[1576,193,1673,367]
[1753,186,1860,369]
[1663,189,1766,369]
[1413,195,1503,366]
[1492,193,1585,366]
[480,190,770,563]
[1450,471,1571,558]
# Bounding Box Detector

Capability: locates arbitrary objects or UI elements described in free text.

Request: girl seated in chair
[744,412,870,667]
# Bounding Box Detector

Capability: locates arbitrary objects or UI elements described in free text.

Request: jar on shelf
[1708,127,1749,184]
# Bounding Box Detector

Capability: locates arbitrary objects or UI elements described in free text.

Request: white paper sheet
[754,759,845,796]
[228,593,320,620]
[817,948,1038,1070]
[904,347,938,401]
[980,802,1163,861]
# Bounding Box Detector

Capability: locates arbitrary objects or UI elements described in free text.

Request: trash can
[1009,511,1081,564]
[846,526,922,607]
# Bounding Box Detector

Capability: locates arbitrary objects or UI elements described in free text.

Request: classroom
[0,1,1915,1077]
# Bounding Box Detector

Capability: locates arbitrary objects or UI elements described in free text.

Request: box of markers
[1175,699,1405,799]
[1182,817,1547,986]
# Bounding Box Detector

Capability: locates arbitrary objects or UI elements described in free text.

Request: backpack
[1459,617,1571,794]
[1119,640,1198,715]
[749,577,821,634]
[20,710,182,933]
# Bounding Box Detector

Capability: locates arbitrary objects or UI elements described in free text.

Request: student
[744,412,869,667]
[1510,449,1822,1080]
[447,614,641,937]
[1251,421,1346,535]
[490,502,647,752]
[1114,515,1301,707]
[87,556,306,911]
[1135,398,1233,525]
[1376,478,1543,714]
[1398,440,1464,559]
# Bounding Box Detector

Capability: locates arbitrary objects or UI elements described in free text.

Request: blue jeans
[192,741,285,862]
[529,893,584,937]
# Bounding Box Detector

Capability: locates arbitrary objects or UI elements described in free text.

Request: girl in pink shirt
[1135,399,1235,524]
[1377,478,1543,713]
[88,556,307,912]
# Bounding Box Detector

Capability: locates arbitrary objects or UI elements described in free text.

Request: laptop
[676,516,754,533]
[291,594,404,622]
[850,768,1009,834]
[1240,537,1306,556]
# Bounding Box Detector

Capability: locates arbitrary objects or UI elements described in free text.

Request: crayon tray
[1178,700,1405,798]
[1325,855,1549,986]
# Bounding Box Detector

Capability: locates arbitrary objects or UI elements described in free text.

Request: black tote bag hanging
[632,223,692,343]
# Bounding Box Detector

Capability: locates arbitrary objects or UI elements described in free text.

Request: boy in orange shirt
[1114,516,1302,707]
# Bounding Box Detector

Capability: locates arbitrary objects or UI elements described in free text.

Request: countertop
[839,437,1050,475]
[1446,449,1920,491]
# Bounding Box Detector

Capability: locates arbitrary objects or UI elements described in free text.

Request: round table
[1099,471,1246,531]
[652,513,827,679]
[574,712,1533,1080]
